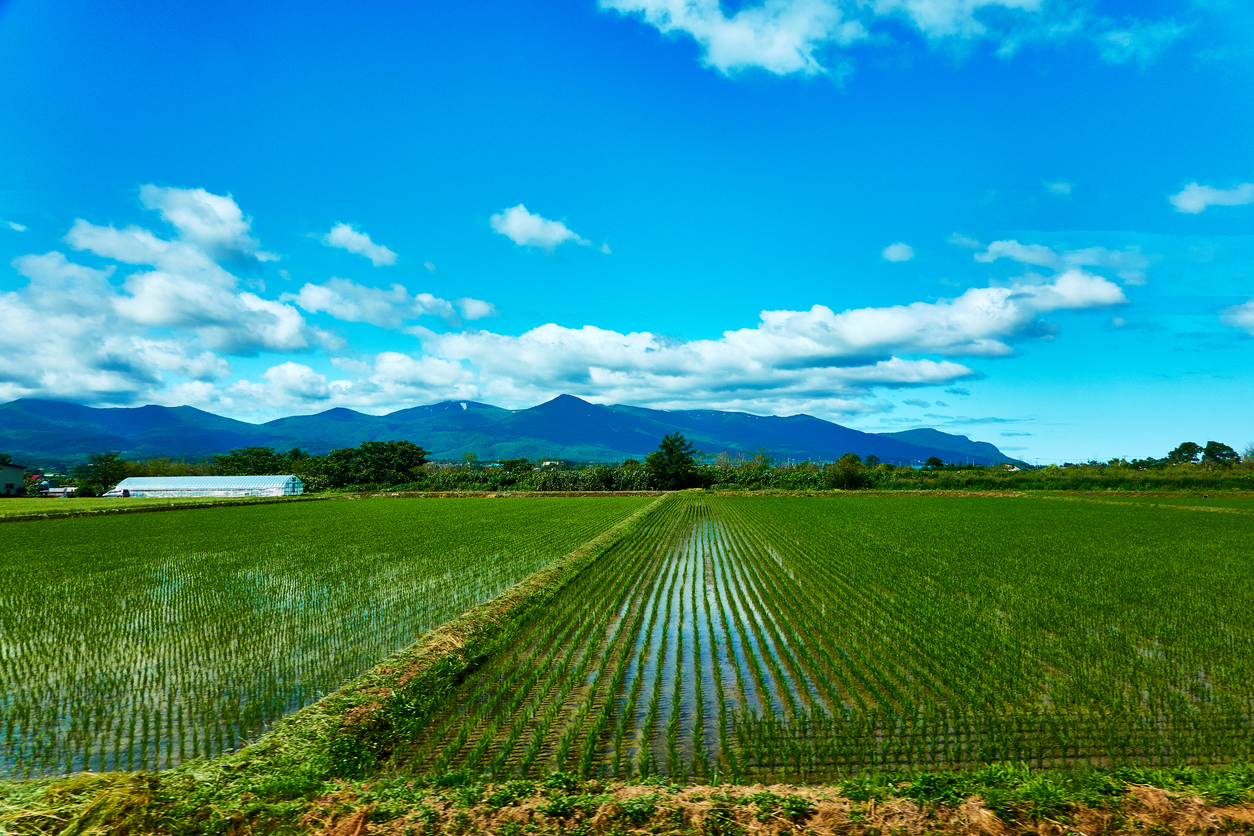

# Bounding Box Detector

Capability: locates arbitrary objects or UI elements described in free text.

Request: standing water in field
[0,497,650,778]
[390,494,1254,783]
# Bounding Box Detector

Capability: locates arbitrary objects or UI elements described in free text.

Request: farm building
[1,462,26,496]
[107,475,303,498]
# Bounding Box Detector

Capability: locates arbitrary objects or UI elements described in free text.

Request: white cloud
[489,204,590,250]
[975,240,1058,268]
[455,297,498,320]
[870,0,1042,39]
[424,261,436,273]
[1169,182,1254,214]
[882,242,915,262]
[12,252,116,315]
[139,185,279,261]
[1096,19,1185,66]
[414,270,1125,414]
[6,221,26,232]
[321,223,398,266]
[284,277,461,328]
[948,232,982,249]
[1221,300,1254,335]
[228,353,478,413]
[599,0,863,76]
[600,0,1184,77]
[65,201,330,355]
[1046,181,1073,195]
[229,362,336,407]
[601,242,612,255]
[903,398,930,407]
[0,252,234,405]
[974,239,1151,284]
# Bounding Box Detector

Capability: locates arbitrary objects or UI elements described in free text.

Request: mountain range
[0,396,1024,468]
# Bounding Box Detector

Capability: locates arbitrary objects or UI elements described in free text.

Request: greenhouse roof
[113,476,300,490]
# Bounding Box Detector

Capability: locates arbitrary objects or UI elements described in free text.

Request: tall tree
[1202,441,1239,468]
[215,446,290,475]
[72,451,128,496]
[1167,442,1203,465]
[646,433,699,489]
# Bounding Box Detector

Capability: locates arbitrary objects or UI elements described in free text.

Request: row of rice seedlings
[392,495,687,778]
[717,495,1254,779]
[0,497,651,778]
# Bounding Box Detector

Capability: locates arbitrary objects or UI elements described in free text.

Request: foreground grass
[4,763,1254,834]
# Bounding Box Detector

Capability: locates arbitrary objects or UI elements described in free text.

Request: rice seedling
[0,496,650,778]
[384,494,1254,781]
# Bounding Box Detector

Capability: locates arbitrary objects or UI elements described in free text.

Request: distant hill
[0,395,1026,468]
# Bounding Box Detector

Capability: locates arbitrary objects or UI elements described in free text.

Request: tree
[864,454,881,468]
[823,453,866,489]
[645,433,699,489]
[924,456,944,469]
[215,446,289,476]
[0,453,11,465]
[1202,441,1239,469]
[1167,442,1202,465]
[72,451,128,496]
[499,458,533,474]
[351,440,430,485]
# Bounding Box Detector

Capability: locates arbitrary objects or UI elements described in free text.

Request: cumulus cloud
[974,239,1151,284]
[489,204,590,250]
[65,218,330,354]
[6,221,26,232]
[139,185,279,262]
[284,277,460,328]
[882,242,914,262]
[455,297,498,320]
[321,223,398,266]
[412,270,1125,414]
[1169,182,1254,214]
[0,252,233,405]
[599,0,863,76]
[599,0,1184,77]
[1221,300,1254,336]
[948,233,982,249]
[229,353,478,412]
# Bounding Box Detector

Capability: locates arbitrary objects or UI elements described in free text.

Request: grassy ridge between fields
[0,494,673,835]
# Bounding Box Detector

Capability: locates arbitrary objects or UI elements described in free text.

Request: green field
[0,496,651,778]
[384,494,1254,782]
[0,495,299,519]
[5,491,1253,791]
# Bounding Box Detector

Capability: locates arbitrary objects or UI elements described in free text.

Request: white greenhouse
[105,475,303,498]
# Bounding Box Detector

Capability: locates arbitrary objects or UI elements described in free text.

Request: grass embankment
[0,495,671,834]
[7,762,1254,835]
[0,494,325,522]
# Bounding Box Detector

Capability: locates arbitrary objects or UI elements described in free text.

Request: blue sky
[0,0,1251,462]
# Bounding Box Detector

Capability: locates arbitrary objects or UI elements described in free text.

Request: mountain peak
[532,394,599,413]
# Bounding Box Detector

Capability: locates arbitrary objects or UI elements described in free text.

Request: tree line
[10,434,1253,496]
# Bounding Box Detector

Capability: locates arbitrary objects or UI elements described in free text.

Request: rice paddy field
[4,491,1253,790]
[384,494,1254,783]
[1052,494,1254,511]
[0,496,652,778]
